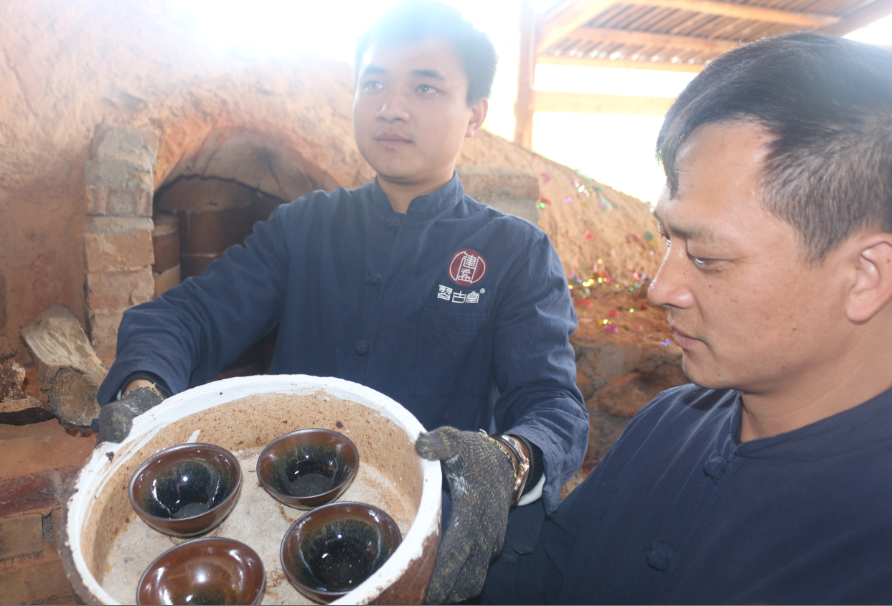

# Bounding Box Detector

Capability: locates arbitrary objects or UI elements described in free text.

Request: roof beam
[560,26,740,53]
[820,0,892,34]
[536,91,676,115]
[623,0,839,26]
[539,0,619,51]
[538,53,705,72]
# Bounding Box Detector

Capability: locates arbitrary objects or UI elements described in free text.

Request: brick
[50,509,62,548]
[87,308,125,366]
[85,186,152,217]
[0,470,78,518]
[22,558,74,604]
[0,567,28,604]
[0,514,44,559]
[86,268,153,311]
[83,217,154,272]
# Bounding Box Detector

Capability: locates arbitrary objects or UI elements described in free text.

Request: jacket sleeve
[490,230,589,514]
[97,202,294,404]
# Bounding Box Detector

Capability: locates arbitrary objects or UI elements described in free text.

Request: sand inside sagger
[81,390,424,605]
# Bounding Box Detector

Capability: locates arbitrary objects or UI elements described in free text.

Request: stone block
[83,217,154,272]
[0,469,78,518]
[576,368,595,400]
[86,268,154,311]
[22,558,75,604]
[84,125,157,199]
[0,567,28,604]
[0,513,44,559]
[87,308,125,366]
[456,164,540,201]
[85,186,153,217]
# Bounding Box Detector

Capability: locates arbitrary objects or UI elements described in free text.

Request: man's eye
[418,84,438,94]
[364,80,383,90]
[691,256,713,267]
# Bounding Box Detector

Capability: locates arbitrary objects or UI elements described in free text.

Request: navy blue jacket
[98,175,588,512]
[482,383,892,604]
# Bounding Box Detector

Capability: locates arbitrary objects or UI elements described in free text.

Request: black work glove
[415,426,515,604]
[96,385,165,443]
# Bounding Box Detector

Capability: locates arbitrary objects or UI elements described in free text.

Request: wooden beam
[539,53,705,72]
[623,0,840,26]
[821,0,892,35]
[515,0,537,148]
[536,91,676,114]
[539,0,618,51]
[564,26,740,53]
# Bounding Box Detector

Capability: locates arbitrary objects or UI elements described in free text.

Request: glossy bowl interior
[137,537,264,605]
[129,443,242,538]
[280,501,403,603]
[256,428,359,509]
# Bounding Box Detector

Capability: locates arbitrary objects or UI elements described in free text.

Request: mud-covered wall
[0,0,665,365]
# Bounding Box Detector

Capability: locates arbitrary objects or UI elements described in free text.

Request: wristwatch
[491,433,532,505]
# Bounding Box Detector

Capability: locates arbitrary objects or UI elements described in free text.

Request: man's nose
[376,89,410,122]
[648,248,694,309]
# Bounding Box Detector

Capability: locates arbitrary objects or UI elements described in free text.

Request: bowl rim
[128,442,243,526]
[256,427,360,504]
[61,374,443,605]
[136,536,265,606]
[279,500,403,600]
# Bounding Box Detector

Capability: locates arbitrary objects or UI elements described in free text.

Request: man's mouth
[670,324,700,347]
[375,132,412,147]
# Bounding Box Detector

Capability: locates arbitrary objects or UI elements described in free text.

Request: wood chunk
[21,305,106,428]
[0,361,53,425]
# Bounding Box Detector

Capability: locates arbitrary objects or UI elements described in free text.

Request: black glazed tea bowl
[280,501,402,603]
[137,537,265,605]
[256,428,359,509]
[129,443,242,538]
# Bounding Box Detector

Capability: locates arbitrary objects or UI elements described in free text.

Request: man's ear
[465,98,488,138]
[845,233,892,324]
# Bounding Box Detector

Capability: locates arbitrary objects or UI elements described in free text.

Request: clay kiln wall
[0,0,665,366]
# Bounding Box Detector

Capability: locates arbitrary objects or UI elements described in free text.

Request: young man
[95,1,588,602]
[482,33,892,604]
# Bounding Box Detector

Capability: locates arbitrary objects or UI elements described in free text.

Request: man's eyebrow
[360,65,387,77]
[652,208,717,242]
[410,69,446,80]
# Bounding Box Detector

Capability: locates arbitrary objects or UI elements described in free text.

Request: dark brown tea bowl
[129,443,242,538]
[280,501,402,603]
[136,537,265,605]
[256,428,359,509]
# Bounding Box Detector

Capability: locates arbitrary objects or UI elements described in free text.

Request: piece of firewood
[0,360,54,425]
[21,305,107,428]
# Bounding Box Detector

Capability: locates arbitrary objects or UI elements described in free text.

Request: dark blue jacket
[98,174,588,512]
[482,383,892,604]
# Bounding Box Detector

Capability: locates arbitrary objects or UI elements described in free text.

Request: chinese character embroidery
[452,291,467,303]
[466,291,480,304]
[437,285,453,301]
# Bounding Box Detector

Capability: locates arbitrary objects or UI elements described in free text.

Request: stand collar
[371,171,464,218]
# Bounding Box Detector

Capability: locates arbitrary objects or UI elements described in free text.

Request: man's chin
[680,357,734,391]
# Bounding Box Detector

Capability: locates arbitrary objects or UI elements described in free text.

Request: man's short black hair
[657,33,892,264]
[355,0,497,106]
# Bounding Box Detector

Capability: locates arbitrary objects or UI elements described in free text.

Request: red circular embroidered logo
[448,249,487,286]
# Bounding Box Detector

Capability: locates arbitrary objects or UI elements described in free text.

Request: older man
[482,32,892,604]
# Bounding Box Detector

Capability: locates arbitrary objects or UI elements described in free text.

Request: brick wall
[0,421,95,604]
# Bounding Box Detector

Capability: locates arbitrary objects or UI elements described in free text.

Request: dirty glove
[415,427,515,604]
[96,385,165,443]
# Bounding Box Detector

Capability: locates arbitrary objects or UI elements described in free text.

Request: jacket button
[703,457,727,481]
[386,216,400,228]
[646,542,674,572]
[355,340,370,355]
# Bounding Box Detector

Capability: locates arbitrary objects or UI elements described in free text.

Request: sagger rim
[65,374,442,605]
